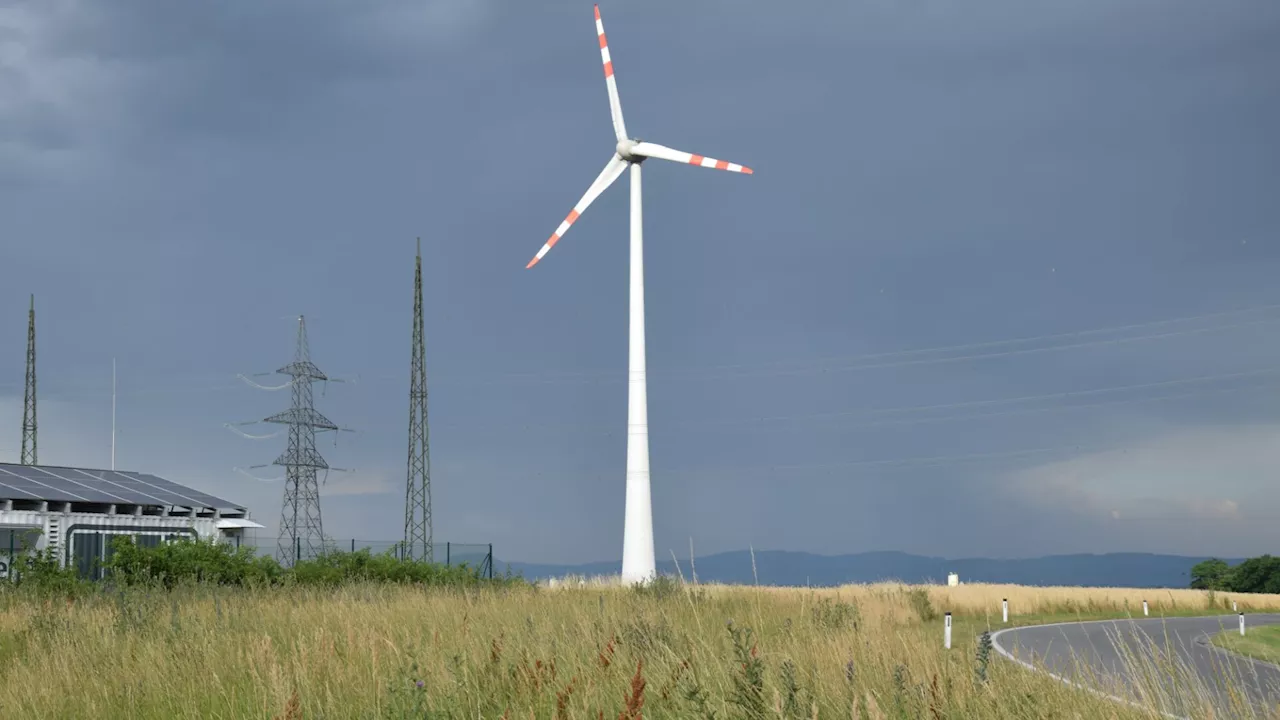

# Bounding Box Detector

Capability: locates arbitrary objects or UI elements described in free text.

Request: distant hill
[497,550,1246,588]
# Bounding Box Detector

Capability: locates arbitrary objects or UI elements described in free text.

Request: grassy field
[1212,623,1280,666]
[0,579,1276,719]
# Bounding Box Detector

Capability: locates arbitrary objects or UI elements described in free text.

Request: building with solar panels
[0,462,263,580]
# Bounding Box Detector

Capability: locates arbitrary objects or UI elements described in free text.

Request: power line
[365,365,1280,437]
[686,366,1280,427]
[561,442,1121,481]
[9,300,1280,396]
[356,300,1280,384]
[664,315,1280,381]
[750,377,1280,435]
[674,301,1280,375]
[276,313,1278,388]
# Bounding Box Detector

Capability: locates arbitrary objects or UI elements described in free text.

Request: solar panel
[3,465,128,503]
[58,469,173,505]
[127,472,238,509]
[0,470,63,500]
[93,472,195,506]
[0,467,96,502]
[0,463,244,510]
[3,465,55,480]
[25,467,139,504]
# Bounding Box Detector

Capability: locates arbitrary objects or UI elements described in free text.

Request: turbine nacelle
[616,138,644,162]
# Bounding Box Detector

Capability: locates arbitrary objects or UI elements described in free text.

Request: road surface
[992,614,1280,717]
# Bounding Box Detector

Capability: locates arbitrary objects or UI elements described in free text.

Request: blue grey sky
[1,0,1278,564]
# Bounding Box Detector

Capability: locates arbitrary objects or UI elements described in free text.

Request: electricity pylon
[21,295,37,466]
[404,239,433,562]
[266,316,337,566]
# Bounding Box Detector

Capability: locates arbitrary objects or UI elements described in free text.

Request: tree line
[1190,555,1280,594]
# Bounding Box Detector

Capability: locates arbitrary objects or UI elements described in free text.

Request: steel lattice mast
[21,294,37,466]
[404,239,433,562]
[266,316,337,565]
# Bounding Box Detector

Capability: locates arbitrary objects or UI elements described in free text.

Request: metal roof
[0,463,244,511]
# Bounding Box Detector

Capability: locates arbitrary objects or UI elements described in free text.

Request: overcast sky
[1,0,1278,565]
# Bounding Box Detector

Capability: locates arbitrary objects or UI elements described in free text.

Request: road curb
[1193,626,1280,675]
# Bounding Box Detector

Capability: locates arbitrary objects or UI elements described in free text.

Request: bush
[105,536,279,589]
[96,536,525,592]
[629,573,683,600]
[290,548,502,588]
[906,587,938,622]
[0,536,525,599]
[14,547,88,596]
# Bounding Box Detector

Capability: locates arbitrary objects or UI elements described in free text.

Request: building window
[72,532,105,580]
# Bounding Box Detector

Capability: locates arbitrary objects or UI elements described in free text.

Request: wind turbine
[525,4,753,584]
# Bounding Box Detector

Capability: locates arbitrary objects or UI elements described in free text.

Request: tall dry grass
[0,581,1276,718]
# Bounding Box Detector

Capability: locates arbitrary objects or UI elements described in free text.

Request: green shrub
[3,536,524,598]
[105,536,277,589]
[629,573,683,601]
[102,537,525,591]
[906,587,938,622]
[15,547,88,595]
[810,597,859,631]
[289,548,508,587]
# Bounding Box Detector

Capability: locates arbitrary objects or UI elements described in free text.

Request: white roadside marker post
[1142,600,1149,617]
[1240,612,1246,636]
[1002,598,1008,624]
[944,612,952,649]
[1233,600,1238,612]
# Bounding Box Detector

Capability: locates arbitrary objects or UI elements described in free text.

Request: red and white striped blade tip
[691,154,753,174]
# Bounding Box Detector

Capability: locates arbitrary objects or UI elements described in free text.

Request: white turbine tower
[526,4,753,585]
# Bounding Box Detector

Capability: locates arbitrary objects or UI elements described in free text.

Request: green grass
[1211,624,1280,665]
[0,581,1276,718]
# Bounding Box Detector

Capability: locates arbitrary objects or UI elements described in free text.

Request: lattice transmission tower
[266,316,338,565]
[21,294,37,466]
[404,239,433,562]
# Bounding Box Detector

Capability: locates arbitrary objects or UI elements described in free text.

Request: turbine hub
[616,138,642,161]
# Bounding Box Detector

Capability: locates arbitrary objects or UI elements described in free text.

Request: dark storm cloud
[0,0,1278,564]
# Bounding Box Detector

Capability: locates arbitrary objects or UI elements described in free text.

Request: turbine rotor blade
[631,141,753,175]
[595,4,627,141]
[527,154,629,268]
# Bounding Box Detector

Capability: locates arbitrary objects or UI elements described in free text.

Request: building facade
[0,463,262,580]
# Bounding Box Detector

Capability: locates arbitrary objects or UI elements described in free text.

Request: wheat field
[0,580,1276,719]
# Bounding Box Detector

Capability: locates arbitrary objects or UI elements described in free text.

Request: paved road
[992,614,1280,717]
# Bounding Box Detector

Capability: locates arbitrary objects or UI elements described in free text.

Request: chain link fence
[229,536,494,579]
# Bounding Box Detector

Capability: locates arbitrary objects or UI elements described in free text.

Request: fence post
[295,537,300,566]
[446,542,451,567]
[944,612,952,649]
[351,538,355,553]
[488,543,493,579]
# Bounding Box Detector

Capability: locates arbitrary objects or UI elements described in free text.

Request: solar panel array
[0,463,243,510]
